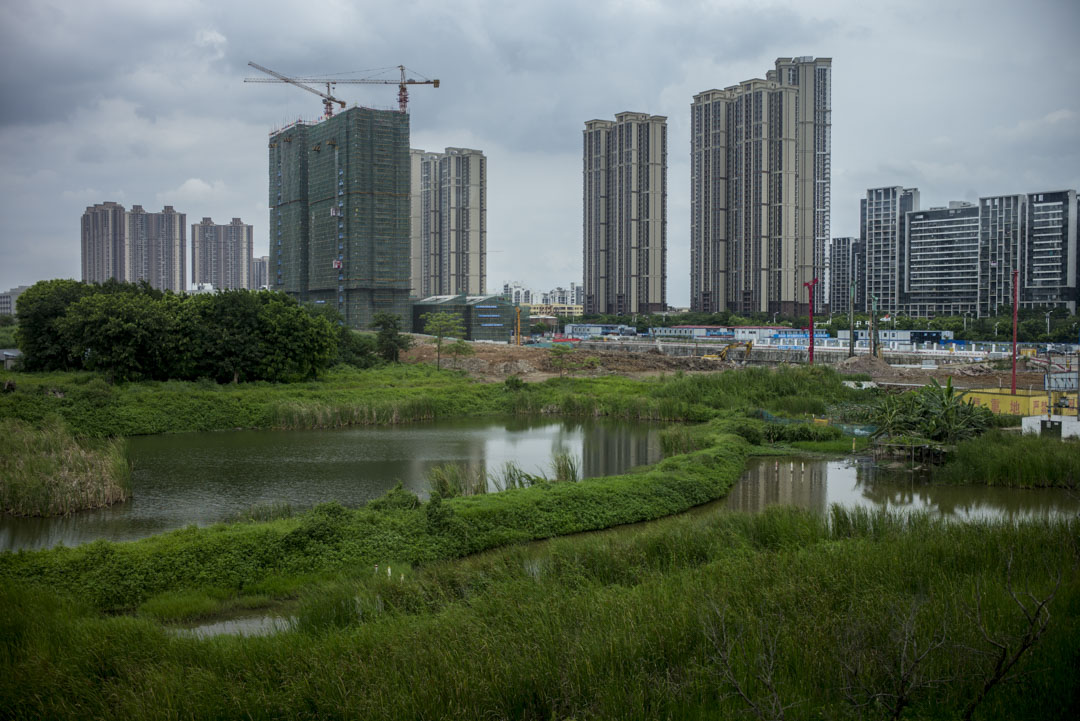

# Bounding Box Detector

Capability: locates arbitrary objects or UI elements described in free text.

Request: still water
[726,456,1080,520]
[0,417,662,552]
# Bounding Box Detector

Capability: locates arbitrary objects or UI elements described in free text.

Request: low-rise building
[563,323,636,339]
[412,294,527,343]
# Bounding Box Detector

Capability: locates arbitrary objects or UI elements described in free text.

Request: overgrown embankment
[0,433,750,611]
[0,418,130,516]
[936,431,1080,488]
[1,508,1075,720]
[0,364,862,436]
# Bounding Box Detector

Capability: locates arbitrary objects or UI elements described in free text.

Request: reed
[936,431,1080,488]
[549,450,580,483]
[0,511,1074,720]
[0,417,131,516]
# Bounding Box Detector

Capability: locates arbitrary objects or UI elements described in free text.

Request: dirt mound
[401,338,737,381]
[837,354,894,374]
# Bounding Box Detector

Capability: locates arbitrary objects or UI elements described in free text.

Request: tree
[14,279,94,370]
[446,339,475,369]
[421,311,466,370]
[370,313,411,363]
[57,292,177,382]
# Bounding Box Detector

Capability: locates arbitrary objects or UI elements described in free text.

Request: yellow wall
[961,389,1077,417]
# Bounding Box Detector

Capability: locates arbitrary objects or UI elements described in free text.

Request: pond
[0,417,662,552]
[725,456,1080,520]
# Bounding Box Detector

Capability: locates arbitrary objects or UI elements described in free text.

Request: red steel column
[1011,269,1018,395]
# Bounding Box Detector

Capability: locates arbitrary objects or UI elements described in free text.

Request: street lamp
[1045,311,1051,337]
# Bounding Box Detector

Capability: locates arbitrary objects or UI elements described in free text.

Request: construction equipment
[703,341,753,362]
[245,63,439,114]
[246,62,346,118]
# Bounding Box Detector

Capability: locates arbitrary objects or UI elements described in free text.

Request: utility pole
[803,278,819,365]
[870,294,879,359]
[848,282,855,358]
[1011,269,1018,395]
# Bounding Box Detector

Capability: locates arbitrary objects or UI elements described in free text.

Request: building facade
[977,190,1078,316]
[0,285,30,316]
[81,201,127,285]
[410,147,486,297]
[862,186,919,314]
[412,294,525,343]
[252,255,269,289]
[269,107,412,329]
[583,112,667,316]
[81,202,186,292]
[690,57,831,315]
[192,217,254,290]
[828,237,864,314]
[902,203,979,317]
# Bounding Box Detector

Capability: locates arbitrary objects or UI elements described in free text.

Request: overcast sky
[2,0,1078,306]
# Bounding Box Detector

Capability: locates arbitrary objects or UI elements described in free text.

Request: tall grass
[0,510,1074,720]
[0,417,131,516]
[272,397,438,428]
[936,431,1080,488]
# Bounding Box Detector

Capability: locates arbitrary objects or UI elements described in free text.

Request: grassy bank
[0,364,864,437]
[936,431,1080,488]
[0,417,130,516]
[0,433,750,611]
[1,508,1075,720]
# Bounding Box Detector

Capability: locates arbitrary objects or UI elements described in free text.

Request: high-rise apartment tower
[690,56,831,315]
[828,237,864,315]
[269,106,412,328]
[192,217,254,290]
[409,147,487,297]
[862,186,919,314]
[81,202,186,292]
[583,112,667,315]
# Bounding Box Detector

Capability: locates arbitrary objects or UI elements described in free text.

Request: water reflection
[0,417,661,552]
[727,457,1080,520]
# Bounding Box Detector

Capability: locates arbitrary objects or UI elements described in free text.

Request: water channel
[0,417,662,552]
[3,421,1077,554]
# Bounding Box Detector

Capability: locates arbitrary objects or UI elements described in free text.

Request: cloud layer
[2,0,1078,304]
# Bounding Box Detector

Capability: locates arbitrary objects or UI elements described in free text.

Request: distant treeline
[14,280,377,383]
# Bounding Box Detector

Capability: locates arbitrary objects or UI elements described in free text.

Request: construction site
[254,63,439,330]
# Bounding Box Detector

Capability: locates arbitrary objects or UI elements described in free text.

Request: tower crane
[245,62,439,115]
[245,62,346,118]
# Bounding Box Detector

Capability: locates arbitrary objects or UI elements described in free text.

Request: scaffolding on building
[270,107,412,329]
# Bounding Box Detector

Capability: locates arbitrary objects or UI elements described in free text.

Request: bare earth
[403,336,1045,390]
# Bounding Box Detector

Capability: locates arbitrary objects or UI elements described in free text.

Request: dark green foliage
[12,280,338,383]
[58,291,178,382]
[14,278,95,370]
[370,312,411,363]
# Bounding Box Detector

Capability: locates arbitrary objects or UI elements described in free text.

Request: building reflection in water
[725,458,829,514]
[725,457,1080,521]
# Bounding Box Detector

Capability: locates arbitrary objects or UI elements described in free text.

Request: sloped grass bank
[1,508,1075,720]
[0,434,750,612]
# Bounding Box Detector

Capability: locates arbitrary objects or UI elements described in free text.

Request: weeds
[0,417,131,516]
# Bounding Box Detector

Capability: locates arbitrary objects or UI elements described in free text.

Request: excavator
[702,341,753,362]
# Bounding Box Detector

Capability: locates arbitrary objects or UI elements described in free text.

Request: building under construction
[269,106,412,329]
